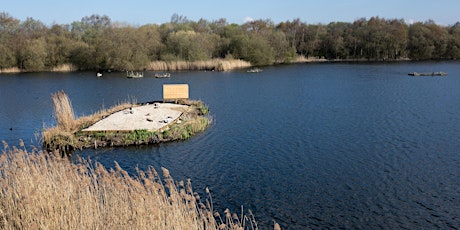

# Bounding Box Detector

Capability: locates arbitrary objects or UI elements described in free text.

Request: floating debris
[408,71,447,76]
[154,72,171,78]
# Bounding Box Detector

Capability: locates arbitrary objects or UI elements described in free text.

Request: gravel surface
[82,103,188,132]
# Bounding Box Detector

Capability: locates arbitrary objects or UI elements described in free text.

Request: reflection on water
[1,62,460,229]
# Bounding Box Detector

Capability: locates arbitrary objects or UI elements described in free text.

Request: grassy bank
[0,143,267,229]
[42,91,211,153]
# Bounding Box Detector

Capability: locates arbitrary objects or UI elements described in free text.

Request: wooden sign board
[163,84,189,101]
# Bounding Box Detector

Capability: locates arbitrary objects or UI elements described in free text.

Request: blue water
[1,62,459,229]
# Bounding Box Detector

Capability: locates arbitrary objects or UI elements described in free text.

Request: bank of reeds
[0,143,263,229]
[291,55,328,63]
[51,63,76,72]
[0,64,76,73]
[147,59,251,71]
[51,91,75,132]
[0,67,21,73]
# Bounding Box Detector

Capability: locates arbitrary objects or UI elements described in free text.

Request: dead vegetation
[0,67,21,73]
[147,59,251,71]
[0,143,265,229]
[50,64,76,72]
[51,90,76,132]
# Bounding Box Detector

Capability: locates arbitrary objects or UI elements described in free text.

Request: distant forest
[1,12,460,72]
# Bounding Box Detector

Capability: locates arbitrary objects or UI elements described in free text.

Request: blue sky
[2,0,459,26]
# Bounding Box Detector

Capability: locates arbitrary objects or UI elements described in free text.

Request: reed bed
[0,64,75,73]
[50,64,76,72]
[291,55,328,63]
[147,59,251,71]
[0,67,21,73]
[0,143,263,229]
[51,91,76,132]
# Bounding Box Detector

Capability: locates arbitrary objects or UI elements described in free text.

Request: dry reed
[0,143,266,229]
[50,64,75,72]
[51,91,76,132]
[292,55,328,63]
[147,59,251,71]
[0,64,75,73]
[0,67,21,73]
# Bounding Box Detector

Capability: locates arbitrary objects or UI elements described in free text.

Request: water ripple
[2,63,460,229]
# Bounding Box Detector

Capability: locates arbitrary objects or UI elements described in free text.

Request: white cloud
[244,17,254,23]
[405,18,415,25]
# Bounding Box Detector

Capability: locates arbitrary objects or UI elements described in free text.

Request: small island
[43,88,210,154]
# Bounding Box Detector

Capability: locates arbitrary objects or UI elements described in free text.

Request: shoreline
[1,57,439,74]
[0,59,251,73]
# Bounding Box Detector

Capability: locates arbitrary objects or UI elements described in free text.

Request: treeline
[1,12,460,72]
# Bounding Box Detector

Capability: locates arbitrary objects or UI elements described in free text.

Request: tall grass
[147,59,251,71]
[51,91,75,132]
[0,67,21,73]
[0,64,75,73]
[0,143,263,229]
[292,55,328,63]
[50,64,75,72]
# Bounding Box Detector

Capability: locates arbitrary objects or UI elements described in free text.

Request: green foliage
[45,26,74,67]
[1,13,460,72]
[199,104,209,115]
[70,43,97,70]
[246,35,275,65]
[162,129,172,139]
[124,130,155,143]
[164,30,218,61]
[0,44,16,68]
[20,38,47,71]
[408,21,450,60]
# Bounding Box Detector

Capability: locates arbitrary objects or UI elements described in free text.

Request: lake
[1,61,459,229]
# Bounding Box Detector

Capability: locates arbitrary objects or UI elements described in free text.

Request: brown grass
[291,55,328,63]
[0,67,21,73]
[50,64,76,72]
[147,59,251,71]
[51,91,76,132]
[0,143,264,229]
[0,64,75,73]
